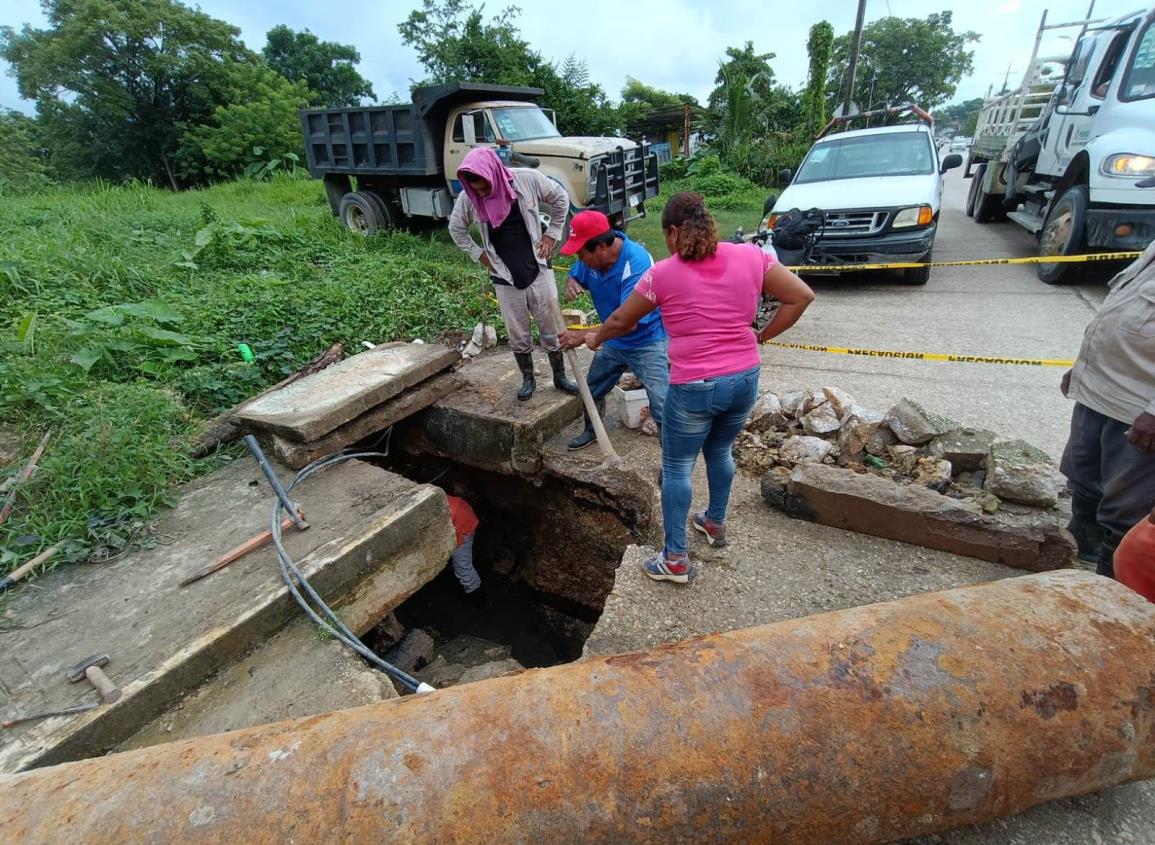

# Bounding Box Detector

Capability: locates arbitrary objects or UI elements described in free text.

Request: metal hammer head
[67,654,110,683]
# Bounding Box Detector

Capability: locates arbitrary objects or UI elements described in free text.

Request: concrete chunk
[883,398,958,446]
[779,435,833,465]
[746,392,787,433]
[235,342,459,442]
[763,463,1076,571]
[928,427,1000,473]
[263,371,464,469]
[986,439,1064,508]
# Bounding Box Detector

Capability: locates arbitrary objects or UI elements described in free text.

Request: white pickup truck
[766,107,963,285]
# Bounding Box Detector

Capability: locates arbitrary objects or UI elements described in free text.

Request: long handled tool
[179,514,301,587]
[0,543,61,593]
[0,430,52,530]
[551,299,618,463]
[2,702,99,729]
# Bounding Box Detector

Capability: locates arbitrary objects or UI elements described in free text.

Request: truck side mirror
[1057,86,1071,106]
[940,154,963,173]
[778,168,793,187]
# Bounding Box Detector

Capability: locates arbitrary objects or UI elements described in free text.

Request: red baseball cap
[560,210,612,255]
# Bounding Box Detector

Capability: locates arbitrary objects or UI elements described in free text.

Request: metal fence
[651,143,673,165]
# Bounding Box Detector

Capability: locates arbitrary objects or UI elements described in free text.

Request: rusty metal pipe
[2,570,1154,844]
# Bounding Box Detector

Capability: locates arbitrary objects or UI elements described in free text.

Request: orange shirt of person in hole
[1116,507,1155,603]
[447,495,479,547]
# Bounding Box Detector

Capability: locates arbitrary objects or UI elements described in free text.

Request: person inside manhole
[446,489,484,605]
[558,209,669,450]
[562,192,815,583]
[448,146,580,401]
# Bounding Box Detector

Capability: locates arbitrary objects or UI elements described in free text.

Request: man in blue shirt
[559,211,669,450]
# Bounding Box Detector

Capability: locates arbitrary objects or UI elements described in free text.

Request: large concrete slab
[118,620,399,752]
[398,349,584,475]
[234,342,459,442]
[263,370,465,470]
[0,457,453,773]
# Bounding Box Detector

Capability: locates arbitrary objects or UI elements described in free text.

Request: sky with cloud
[0,0,1141,115]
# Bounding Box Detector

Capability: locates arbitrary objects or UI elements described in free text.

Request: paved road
[761,167,1110,459]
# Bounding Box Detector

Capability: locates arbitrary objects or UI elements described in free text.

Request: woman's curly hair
[661,191,718,262]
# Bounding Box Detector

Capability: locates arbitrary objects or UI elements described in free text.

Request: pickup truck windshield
[491,107,561,141]
[795,133,935,183]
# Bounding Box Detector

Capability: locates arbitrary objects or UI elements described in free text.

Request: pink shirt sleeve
[757,244,777,272]
[635,267,659,303]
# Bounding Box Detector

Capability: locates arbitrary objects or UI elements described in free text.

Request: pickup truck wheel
[903,249,932,285]
[965,165,982,217]
[1037,185,1088,285]
[339,191,391,236]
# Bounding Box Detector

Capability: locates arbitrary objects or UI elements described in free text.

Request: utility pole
[842,0,868,117]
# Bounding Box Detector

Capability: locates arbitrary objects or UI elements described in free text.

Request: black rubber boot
[568,398,605,450]
[514,352,535,401]
[548,350,580,396]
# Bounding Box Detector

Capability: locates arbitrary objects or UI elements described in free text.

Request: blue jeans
[585,338,669,425]
[660,365,760,556]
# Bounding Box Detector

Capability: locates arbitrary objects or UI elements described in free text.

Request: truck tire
[903,249,932,285]
[1037,185,1088,285]
[973,164,1006,224]
[339,191,392,236]
[965,166,982,217]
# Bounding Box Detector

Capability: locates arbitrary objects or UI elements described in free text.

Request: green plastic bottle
[237,343,255,363]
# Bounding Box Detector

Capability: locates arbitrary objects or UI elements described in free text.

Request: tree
[178,63,309,181]
[827,11,979,115]
[398,1,617,136]
[801,22,834,139]
[704,42,798,139]
[0,108,50,194]
[1,0,255,188]
[619,77,699,127]
[398,0,537,87]
[262,25,374,107]
[938,97,983,134]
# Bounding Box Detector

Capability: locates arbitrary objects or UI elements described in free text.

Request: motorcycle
[732,207,826,332]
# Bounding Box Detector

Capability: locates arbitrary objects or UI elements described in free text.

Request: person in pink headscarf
[448,147,579,400]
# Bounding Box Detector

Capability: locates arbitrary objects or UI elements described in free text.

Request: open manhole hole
[365,456,649,693]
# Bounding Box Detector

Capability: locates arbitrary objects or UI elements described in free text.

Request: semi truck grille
[823,210,888,236]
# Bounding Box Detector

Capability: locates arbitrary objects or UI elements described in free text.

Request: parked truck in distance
[301,82,660,237]
[966,7,1155,283]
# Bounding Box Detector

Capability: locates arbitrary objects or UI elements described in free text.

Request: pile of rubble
[737,387,1066,513]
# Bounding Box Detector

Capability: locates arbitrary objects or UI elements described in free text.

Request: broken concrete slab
[800,402,841,435]
[118,619,398,752]
[746,392,787,433]
[779,435,833,465]
[0,457,453,773]
[234,342,459,442]
[762,463,1076,571]
[928,427,1000,472]
[986,439,1064,508]
[398,349,582,475]
[262,371,465,469]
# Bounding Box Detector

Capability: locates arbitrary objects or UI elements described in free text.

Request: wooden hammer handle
[178,515,297,587]
[0,544,60,592]
[86,667,121,704]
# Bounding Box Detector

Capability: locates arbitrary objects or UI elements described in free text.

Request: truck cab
[968,7,1155,283]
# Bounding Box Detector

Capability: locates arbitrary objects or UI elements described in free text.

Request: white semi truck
[966,7,1155,283]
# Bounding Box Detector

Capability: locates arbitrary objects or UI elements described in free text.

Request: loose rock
[821,387,856,420]
[865,425,899,457]
[986,440,1064,508]
[734,431,778,475]
[801,403,842,436]
[779,435,833,465]
[780,391,807,419]
[747,392,787,433]
[883,398,958,446]
[912,457,954,493]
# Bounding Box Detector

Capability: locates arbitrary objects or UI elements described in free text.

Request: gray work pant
[450,533,481,594]
[1060,402,1155,578]
[494,269,562,354]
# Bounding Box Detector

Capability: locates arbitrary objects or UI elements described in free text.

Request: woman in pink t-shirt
[561,192,815,583]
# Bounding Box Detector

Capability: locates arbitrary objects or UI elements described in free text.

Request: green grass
[0,171,767,573]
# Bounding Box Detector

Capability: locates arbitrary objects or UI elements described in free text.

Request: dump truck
[966,7,1155,283]
[300,82,660,237]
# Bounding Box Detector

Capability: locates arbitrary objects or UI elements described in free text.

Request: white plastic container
[610,385,649,429]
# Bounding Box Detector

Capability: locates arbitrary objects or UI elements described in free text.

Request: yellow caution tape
[766,340,1074,368]
[784,251,1140,273]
